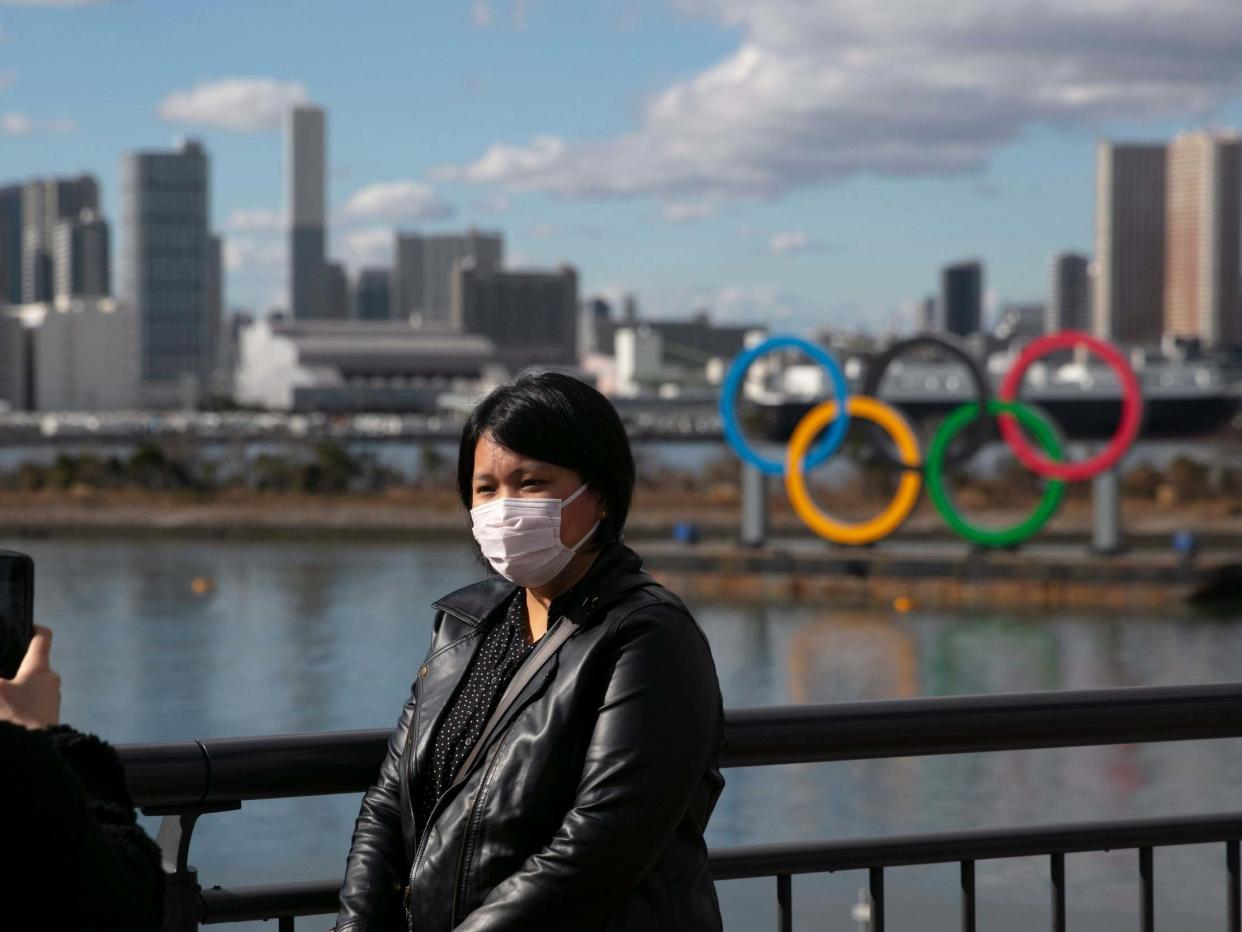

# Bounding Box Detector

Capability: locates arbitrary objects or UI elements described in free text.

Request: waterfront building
[324,261,350,320]
[120,138,218,407]
[235,317,497,411]
[287,105,327,320]
[52,208,110,300]
[0,298,137,410]
[20,175,99,304]
[613,312,764,397]
[450,262,577,368]
[1094,141,1167,346]
[0,185,22,305]
[1164,131,1242,349]
[393,229,502,327]
[355,267,392,321]
[940,260,983,337]
[1050,253,1091,333]
[994,302,1047,347]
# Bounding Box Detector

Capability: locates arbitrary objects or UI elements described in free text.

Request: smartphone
[0,550,34,680]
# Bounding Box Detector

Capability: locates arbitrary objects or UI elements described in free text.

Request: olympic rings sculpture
[719,331,1144,548]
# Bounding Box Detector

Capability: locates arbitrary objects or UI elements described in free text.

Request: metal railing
[119,681,1242,931]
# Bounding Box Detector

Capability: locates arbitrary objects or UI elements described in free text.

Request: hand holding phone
[0,626,60,730]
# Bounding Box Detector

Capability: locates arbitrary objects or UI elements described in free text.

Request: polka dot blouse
[414,586,577,842]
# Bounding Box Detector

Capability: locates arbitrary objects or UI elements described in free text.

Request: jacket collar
[432,538,647,629]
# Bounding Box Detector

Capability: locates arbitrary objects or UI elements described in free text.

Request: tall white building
[52,208,110,300]
[1164,131,1242,349]
[287,105,327,320]
[121,139,218,407]
[20,175,98,304]
[0,298,137,411]
[393,230,502,327]
[1094,142,1167,345]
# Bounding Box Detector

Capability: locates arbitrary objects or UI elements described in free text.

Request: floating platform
[641,539,1242,612]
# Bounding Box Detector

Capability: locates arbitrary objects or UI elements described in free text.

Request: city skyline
[3,1,1242,332]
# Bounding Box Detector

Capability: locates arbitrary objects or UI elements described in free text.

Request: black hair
[457,370,635,551]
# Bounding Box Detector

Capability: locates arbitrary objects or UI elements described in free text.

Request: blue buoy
[1172,530,1200,563]
[672,521,700,545]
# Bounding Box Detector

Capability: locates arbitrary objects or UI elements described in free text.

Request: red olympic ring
[997,331,1143,482]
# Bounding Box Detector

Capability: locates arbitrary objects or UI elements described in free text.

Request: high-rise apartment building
[20,175,99,304]
[1164,131,1242,349]
[287,105,327,320]
[940,261,983,337]
[121,139,217,406]
[1094,142,1166,345]
[393,229,502,327]
[450,262,577,368]
[324,261,350,320]
[52,208,110,300]
[0,185,22,305]
[1049,253,1091,332]
[355,267,392,320]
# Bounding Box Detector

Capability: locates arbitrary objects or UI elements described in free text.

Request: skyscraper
[450,262,578,368]
[121,139,216,406]
[20,175,99,304]
[287,105,326,319]
[393,229,502,327]
[1094,142,1166,345]
[940,261,983,337]
[1164,131,1242,348]
[1049,253,1091,332]
[0,185,22,305]
[52,208,110,300]
[355,267,392,320]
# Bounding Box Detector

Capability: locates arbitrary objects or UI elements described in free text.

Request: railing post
[741,463,768,547]
[147,801,241,932]
[1091,462,1123,555]
[776,872,792,932]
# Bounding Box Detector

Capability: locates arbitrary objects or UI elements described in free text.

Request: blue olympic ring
[719,335,851,476]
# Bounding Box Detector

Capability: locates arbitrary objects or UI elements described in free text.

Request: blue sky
[3,0,1241,333]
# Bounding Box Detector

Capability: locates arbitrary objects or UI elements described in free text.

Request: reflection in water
[5,536,1242,931]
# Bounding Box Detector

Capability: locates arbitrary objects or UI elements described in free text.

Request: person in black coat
[336,372,728,931]
[0,626,164,930]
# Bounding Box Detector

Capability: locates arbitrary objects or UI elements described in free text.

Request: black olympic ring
[860,333,993,470]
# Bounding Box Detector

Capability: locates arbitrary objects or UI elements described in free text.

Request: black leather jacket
[335,540,727,931]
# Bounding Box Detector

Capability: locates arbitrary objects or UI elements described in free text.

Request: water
[7,534,1242,930]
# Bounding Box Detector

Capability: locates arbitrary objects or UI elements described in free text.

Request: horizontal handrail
[120,681,1242,809]
[195,811,1242,923]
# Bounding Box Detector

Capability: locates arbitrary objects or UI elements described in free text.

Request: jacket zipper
[449,712,522,927]
[406,608,483,928]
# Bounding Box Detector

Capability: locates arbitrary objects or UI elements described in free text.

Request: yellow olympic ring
[784,396,923,546]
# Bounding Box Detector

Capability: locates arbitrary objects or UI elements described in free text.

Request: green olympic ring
[925,400,1066,548]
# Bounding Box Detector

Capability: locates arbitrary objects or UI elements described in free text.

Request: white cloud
[438,0,1242,206]
[227,208,284,233]
[224,237,285,273]
[0,70,14,92]
[1,110,75,135]
[432,134,564,184]
[768,230,809,255]
[1,111,30,135]
[341,227,393,270]
[343,180,453,223]
[158,78,308,132]
[661,199,719,223]
[478,193,512,214]
[470,0,494,29]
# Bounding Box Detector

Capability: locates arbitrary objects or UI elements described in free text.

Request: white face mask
[470,482,601,589]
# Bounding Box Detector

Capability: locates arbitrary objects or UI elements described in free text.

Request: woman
[335,371,727,931]
[0,626,165,930]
